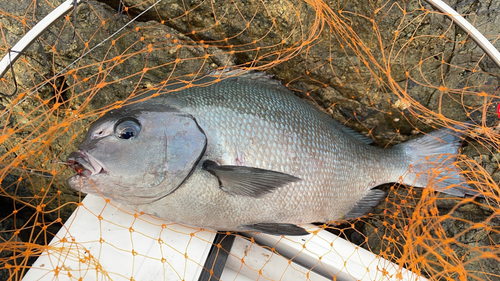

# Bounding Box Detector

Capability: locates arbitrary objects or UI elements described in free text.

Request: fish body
[67,72,471,235]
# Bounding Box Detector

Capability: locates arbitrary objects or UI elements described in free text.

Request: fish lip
[66,150,105,177]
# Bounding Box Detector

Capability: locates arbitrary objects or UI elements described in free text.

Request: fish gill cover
[0,0,499,280]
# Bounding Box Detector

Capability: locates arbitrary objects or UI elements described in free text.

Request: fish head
[67,104,207,205]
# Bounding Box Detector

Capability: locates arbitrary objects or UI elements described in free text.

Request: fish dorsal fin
[243,223,309,236]
[330,119,373,144]
[202,160,301,197]
[343,189,386,219]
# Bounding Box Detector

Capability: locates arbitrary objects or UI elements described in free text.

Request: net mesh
[0,0,499,280]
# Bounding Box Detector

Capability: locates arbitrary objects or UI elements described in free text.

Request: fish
[66,71,475,236]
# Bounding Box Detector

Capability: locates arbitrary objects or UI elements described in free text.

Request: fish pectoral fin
[202,160,301,197]
[343,189,387,219]
[243,223,309,236]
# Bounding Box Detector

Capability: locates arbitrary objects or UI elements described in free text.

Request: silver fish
[66,71,474,235]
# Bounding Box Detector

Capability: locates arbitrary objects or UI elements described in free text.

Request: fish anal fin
[202,160,301,197]
[343,189,387,219]
[244,223,309,236]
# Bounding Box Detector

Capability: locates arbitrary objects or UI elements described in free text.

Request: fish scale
[67,71,474,235]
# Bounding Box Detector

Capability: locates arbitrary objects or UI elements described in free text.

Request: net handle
[424,0,500,68]
[0,0,82,79]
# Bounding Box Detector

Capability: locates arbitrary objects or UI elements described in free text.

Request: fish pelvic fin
[243,223,309,236]
[395,123,478,197]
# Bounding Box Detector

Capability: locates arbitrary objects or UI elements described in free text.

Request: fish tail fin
[394,123,478,197]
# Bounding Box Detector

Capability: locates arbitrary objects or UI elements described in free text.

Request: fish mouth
[66,150,105,178]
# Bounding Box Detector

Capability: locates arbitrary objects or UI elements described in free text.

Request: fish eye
[114,119,141,140]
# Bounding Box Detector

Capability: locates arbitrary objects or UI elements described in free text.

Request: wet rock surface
[95,0,500,144]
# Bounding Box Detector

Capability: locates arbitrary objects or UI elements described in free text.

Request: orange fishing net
[0,0,499,280]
